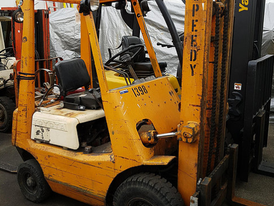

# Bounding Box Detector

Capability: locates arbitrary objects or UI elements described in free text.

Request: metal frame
[197,144,238,206]
[239,55,274,180]
[227,0,273,182]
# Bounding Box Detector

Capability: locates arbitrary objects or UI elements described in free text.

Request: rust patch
[46,178,105,202]
[22,36,27,42]
[110,155,115,163]
[63,112,81,118]
[51,110,85,118]
[189,104,201,107]
[116,155,139,163]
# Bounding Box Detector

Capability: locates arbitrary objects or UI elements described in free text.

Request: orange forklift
[11,0,256,205]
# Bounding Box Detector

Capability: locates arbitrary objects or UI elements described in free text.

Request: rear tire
[17,159,51,203]
[113,173,184,206]
[0,96,15,132]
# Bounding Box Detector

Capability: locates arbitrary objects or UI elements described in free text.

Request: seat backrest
[121,36,145,62]
[55,58,90,94]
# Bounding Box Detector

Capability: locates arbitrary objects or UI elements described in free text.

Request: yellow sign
[239,0,249,12]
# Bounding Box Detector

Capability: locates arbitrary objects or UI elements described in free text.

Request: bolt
[183,132,192,138]
[84,146,93,154]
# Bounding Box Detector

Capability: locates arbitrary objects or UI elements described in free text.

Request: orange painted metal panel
[80,13,93,87]
[178,0,213,205]
[15,0,36,144]
[84,14,109,94]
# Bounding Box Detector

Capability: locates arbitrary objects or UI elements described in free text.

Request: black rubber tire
[113,173,184,206]
[0,96,15,132]
[17,159,51,203]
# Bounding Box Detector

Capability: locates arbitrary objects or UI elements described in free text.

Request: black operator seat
[55,58,101,110]
[121,36,167,78]
[55,58,90,93]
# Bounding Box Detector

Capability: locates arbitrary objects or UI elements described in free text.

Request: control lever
[43,82,51,90]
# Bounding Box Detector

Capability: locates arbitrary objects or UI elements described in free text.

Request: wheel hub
[26,176,36,187]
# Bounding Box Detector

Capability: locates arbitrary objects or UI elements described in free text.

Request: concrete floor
[233,124,274,206]
[1,125,274,206]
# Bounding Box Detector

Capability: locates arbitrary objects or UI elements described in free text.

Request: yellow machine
[11,0,253,206]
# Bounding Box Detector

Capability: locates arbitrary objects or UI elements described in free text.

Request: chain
[215,0,230,167]
[207,4,221,176]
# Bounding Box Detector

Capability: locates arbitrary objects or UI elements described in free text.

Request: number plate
[132,85,148,97]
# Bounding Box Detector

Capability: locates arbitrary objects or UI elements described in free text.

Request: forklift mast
[178,0,238,204]
[228,0,274,181]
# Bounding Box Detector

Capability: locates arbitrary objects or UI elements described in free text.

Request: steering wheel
[0,47,14,70]
[0,47,14,58]
[105,44,144,68]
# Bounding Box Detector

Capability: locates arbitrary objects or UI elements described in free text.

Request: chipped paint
[22,36,27,42]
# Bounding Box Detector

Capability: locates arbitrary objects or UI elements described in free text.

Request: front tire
[113,173,184,206]
[17,159,51,203]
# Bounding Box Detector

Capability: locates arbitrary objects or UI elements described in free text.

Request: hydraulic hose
[155,0,183,68]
